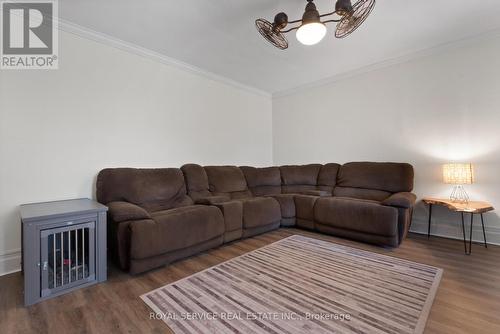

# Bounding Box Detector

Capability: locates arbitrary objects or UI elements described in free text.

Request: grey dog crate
[20,198,108,306]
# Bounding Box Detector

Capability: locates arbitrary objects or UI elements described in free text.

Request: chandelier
[256,0,376,50]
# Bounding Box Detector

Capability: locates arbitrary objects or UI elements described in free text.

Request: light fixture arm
[280,15,341,34]
[319,11,338,18]
[256,0,376,50]
[271,0,350,36]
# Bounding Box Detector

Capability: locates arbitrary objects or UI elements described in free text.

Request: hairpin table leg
[461,212,468,255]
[480,213,488,248]
[427,204,433,239]
[469,213,474,255]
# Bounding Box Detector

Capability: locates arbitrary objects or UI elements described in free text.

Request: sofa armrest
[211,201,243,233]
[194,195,231,205]
[107,201,151,222]
[381,192,417,209]
[265,194,296,219]
[301,190,331,197]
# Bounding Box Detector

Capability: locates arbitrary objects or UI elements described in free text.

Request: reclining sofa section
[96,162,416,274]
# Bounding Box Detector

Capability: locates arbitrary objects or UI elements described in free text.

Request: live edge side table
[422,197,494,255]
[20,198,108,306]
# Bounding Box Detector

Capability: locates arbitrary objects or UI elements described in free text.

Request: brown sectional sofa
[96,162,416,274]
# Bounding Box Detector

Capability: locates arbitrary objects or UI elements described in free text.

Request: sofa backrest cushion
[180,164,211,200]
[335,162,414,200]
[96,168,193,212]
[240,166,281,196]
[280,164,322,194]
[317,163,341,193]
[204,166,252,199]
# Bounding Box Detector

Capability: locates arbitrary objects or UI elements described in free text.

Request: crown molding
[273,28,500,99]
[37,17,500,101]
[57,19,271,98]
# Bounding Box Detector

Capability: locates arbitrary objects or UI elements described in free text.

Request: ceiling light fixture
[256,0,376,50]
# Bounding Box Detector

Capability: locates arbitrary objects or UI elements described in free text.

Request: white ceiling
[60,0,500,94]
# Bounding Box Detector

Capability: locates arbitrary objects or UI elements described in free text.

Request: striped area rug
[141,235,442,334]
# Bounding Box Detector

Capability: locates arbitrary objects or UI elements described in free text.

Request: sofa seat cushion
[131,205,224,260]
[315,197,398,237]
[238,197,281,229]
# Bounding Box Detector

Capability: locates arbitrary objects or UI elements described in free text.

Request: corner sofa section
[97,162,416,274]
[182,164,282,240]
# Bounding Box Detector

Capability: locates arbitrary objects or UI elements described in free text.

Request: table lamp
[442,163,474,203]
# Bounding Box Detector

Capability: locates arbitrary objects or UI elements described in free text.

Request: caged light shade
[443,163,474,185]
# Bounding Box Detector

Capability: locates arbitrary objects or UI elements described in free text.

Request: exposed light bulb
[296,22,327,46]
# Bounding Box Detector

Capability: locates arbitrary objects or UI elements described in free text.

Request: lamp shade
[443,163,474,185]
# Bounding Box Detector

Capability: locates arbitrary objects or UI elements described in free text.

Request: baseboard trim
[0,249,21,277]
[410,218,500,246]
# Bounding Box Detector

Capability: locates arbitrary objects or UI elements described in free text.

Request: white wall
[273,35,500,245]
[0,31,273,275]
[2,27,499,277]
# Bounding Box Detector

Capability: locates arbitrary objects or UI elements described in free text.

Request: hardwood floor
[1,229,499,334]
